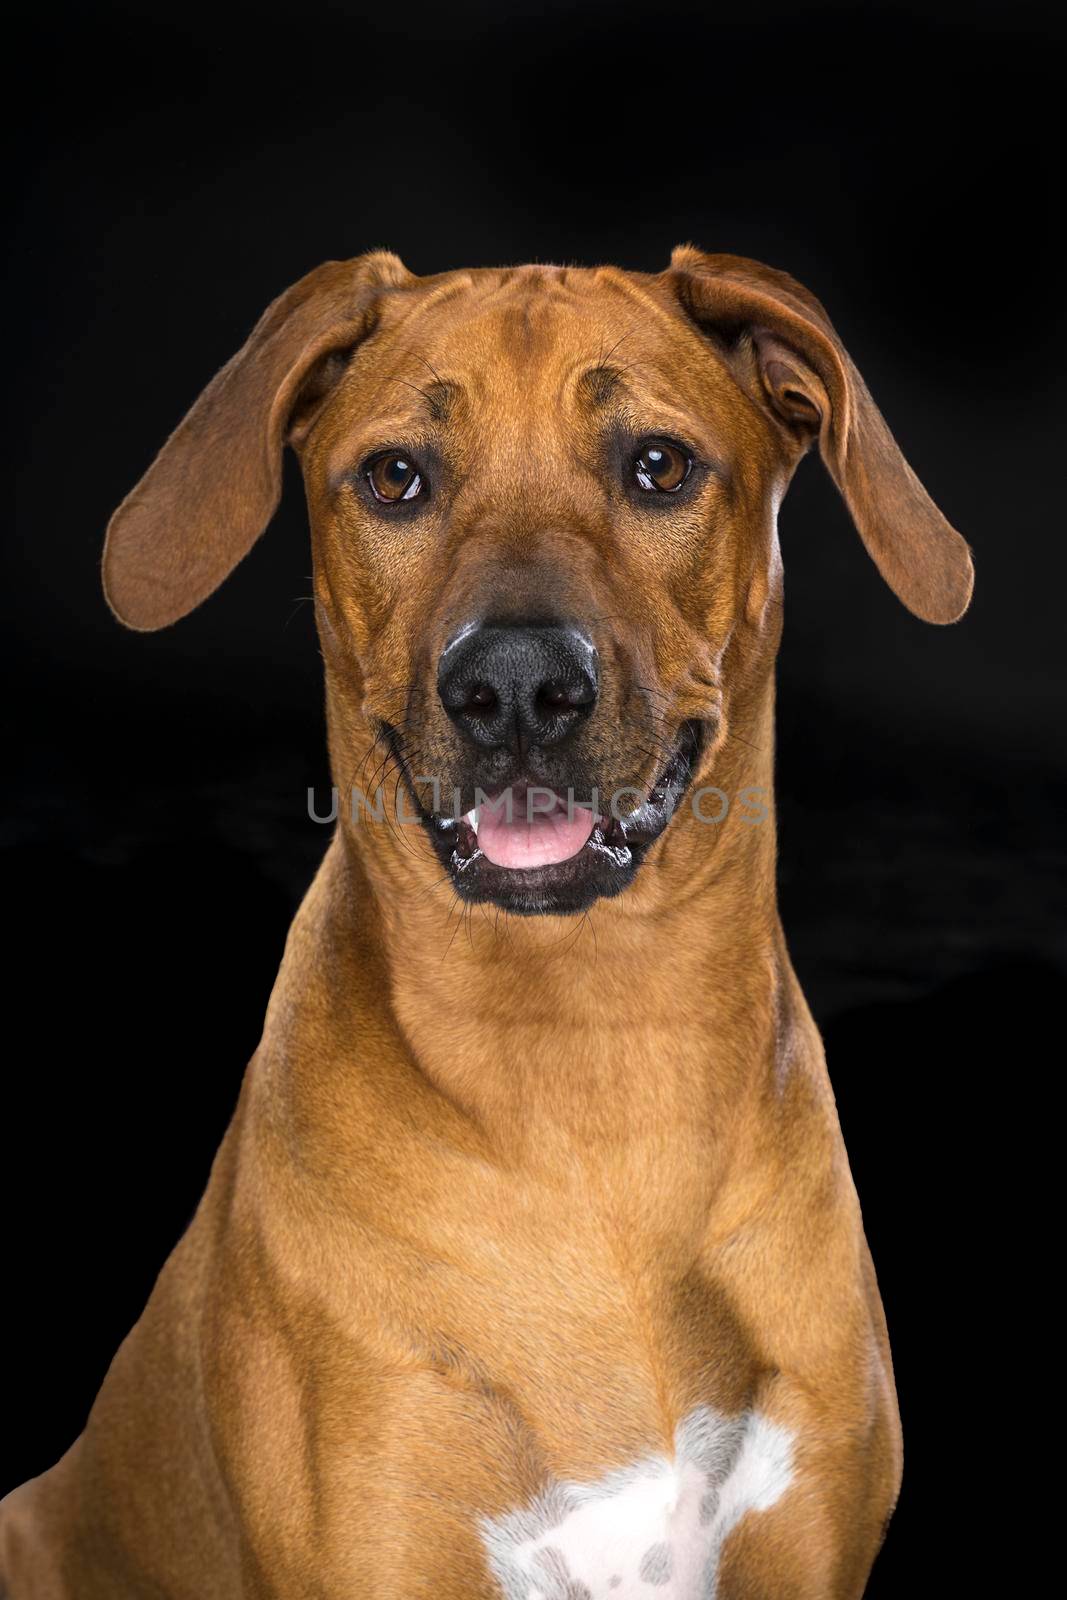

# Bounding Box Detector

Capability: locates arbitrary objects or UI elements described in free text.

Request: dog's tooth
[464,809,478,832]
[455,814,479,861]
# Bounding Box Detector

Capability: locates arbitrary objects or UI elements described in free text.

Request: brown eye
[634,441,691,493]
[366,452,424,502]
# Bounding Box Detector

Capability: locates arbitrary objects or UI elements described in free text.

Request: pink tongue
[476,792,597,870]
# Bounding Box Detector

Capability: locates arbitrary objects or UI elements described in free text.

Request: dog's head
[104,248,972,916]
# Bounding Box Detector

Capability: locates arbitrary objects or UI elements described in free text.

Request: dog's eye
[366,453,424,503]
[634,442,691,493]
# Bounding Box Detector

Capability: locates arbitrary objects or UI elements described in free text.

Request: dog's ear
[102,250,415,630]
[665,245,973,624]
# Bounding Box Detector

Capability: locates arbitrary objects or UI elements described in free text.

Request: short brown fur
[1,247,973,1598]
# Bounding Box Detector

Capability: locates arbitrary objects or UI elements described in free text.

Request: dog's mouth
[389,721,704,916]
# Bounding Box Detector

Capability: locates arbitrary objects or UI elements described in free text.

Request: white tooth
[464,809,478,832]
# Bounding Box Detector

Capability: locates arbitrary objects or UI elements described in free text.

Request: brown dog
[0,246,973,1599]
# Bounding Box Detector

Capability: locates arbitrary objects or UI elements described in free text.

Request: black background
[5,1,1064,1591]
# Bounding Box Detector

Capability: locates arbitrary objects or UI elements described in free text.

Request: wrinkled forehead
[322,266,755,466]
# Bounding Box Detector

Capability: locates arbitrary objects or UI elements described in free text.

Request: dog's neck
[263,671,801,1166]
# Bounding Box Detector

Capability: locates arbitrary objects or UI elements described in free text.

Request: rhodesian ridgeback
[1,246,974,1598]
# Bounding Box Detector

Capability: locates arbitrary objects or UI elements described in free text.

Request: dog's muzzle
[385,622,704,916]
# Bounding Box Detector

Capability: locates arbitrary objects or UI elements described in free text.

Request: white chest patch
[480,1406,794,1599]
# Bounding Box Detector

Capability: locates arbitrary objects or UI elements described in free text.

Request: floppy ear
[102,250,415,630]
[666,245,974,624]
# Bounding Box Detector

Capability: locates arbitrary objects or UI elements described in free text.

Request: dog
[0,245,973,1598]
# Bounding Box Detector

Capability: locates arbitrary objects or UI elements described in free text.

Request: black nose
[437,624,599,754]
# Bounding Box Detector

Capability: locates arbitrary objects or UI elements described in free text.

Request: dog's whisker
[399,378,437,408]
[414,353,446,387]
[442,895,470,959]
[283,594,315,631]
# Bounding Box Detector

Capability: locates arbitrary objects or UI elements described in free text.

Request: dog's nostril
[537,682,589,713]
[465,684,498,714]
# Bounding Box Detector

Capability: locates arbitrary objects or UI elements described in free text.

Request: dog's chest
[480,1405,793,1599]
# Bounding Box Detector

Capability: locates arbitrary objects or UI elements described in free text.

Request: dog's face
[102,248,973,916]
[300,266,788,913]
